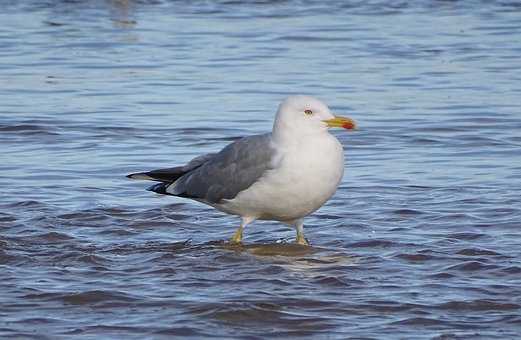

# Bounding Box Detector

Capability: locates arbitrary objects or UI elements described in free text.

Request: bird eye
[304,109,313,115]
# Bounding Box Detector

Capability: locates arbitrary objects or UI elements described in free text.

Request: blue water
[1,1,521,339]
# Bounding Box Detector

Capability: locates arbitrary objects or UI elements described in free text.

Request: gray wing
[166,133,275,203]
[127,153,216,182]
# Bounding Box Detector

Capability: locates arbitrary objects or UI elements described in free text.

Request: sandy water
[1,1,521,339]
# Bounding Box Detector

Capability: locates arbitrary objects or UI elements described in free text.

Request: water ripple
[1,0,521,338]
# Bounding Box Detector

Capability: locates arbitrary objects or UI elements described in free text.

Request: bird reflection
[109,0,137,29]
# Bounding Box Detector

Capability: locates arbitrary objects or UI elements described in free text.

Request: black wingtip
[127,172,153,180]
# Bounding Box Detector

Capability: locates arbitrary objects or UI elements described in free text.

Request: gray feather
[167,133,274,203]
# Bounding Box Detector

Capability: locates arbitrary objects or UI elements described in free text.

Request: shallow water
[1,0,521,338]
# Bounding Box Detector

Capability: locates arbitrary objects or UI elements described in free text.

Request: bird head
[273,95,356,139]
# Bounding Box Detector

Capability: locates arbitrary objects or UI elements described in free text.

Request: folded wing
[128,133,275,204]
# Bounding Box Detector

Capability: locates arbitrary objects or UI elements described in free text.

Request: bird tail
[147,182,170,195]
[127,170,180,196]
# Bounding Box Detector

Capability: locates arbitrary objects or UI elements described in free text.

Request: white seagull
[127,95,356,245]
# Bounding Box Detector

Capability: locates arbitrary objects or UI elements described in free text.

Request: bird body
[220,132,344,222]
[128,95,356,245]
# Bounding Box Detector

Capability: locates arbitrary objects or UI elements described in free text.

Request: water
[1,0,521,338]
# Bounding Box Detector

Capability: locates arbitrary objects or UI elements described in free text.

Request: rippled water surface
[2,1,521,338]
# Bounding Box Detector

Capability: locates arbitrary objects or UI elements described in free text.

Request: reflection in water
[236,243,318,257]
[109,0,137,29]
[219,242,359,274]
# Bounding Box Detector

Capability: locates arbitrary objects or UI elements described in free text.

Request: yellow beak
[323,116,357,130]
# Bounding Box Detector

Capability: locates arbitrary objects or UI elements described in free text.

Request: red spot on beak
[324,116,356,130]
[342,121,356,130]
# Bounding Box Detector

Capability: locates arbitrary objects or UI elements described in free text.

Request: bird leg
[229,216,255,244]
[296,232,309,246]
[295,220,310,246]
[230,226,243,244]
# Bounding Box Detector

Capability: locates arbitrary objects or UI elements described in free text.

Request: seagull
[127,95,356,245]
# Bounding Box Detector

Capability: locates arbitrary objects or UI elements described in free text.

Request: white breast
[220,133,344,221]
